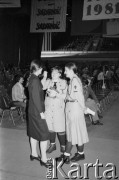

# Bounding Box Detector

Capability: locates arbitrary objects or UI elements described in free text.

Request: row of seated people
[99,38,119,51]
[81,65,118,91]
[57,35,93,51]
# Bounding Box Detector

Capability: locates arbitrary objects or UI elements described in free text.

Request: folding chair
[0,96,23,126]
[85,114,94,125]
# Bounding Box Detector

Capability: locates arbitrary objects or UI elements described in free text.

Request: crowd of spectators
[0,61,119,122]
[0,62,119,96]
[54,34,119,52]
[57,35,94,51]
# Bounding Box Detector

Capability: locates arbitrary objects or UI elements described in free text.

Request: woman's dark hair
[30,59,44,73]
[65,62,77,74]
[15,74,23,83]
[81,77,89,86]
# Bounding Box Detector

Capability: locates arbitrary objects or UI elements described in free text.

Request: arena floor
[0,92,119,180]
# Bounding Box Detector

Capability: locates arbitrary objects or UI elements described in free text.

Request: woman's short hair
[65,62,77,74]
[51,66,62,74]
[30,59,44,73]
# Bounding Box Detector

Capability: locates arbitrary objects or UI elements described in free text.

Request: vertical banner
[0,0,21,7]
[83,0,119,20]
[30,0,67,32]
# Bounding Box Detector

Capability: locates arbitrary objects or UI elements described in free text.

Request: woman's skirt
[66,102,89,146]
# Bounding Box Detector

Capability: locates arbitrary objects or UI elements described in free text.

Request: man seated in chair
[12,74,26,118]
[82,77,103,125]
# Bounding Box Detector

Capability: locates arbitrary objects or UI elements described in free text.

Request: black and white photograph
[0,0,119,179]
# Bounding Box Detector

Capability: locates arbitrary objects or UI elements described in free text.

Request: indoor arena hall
[0,0,119,180]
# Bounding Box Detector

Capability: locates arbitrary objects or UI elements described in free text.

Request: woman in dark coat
[27,59,50,168]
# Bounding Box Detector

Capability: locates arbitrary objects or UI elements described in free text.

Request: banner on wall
[0,0,21,7]
[83,0,119,20]
[30,0,67,32]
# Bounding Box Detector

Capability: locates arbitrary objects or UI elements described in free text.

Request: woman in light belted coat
[57,63,89,164]
[42,66,67,154]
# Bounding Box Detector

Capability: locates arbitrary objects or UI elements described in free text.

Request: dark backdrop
[71,0,103,35]
[0,0,43,67]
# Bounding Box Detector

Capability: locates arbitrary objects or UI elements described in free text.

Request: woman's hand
[47,88,57,97]
[40,112,45,119]
[97,102,100,108]
[43,71,48,79]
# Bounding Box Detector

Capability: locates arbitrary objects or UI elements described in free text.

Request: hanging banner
[0,0,21,8]
[30,0,67,32]
[83,0,119,20]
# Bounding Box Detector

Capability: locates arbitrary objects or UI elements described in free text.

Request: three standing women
[27,60,89,166]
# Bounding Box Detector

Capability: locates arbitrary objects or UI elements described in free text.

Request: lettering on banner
[83,0,119,20]
[30,0,67,32]
[36,7,61,16]
[36,21,60,30]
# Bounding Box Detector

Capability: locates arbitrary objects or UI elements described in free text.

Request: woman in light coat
[57,63,89,164]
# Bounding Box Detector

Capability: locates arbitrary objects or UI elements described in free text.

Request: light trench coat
[66,75,89,146]
[43,78,67,132]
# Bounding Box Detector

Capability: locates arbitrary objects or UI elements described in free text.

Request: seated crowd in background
[82,77,103,125]
[0,62,119,122]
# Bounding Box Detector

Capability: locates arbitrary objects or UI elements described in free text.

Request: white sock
[64,152,70,156]
[30,137,38,157]
[78,151,84,155]
[40,141,48,162]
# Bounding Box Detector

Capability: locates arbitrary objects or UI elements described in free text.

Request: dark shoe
[46,144,56,154]
[40,159,53,168]
[92,120,103,125]
[97,121,103,125]
[71,153,85,162]
[30,155,41,162]
[56,154,70,164]
[56,154,64,162]
[92,121,97,125]
[60,146,65,153]
[63,155,70,164]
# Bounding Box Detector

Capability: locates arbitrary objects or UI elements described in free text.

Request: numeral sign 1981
[86,1,119,16]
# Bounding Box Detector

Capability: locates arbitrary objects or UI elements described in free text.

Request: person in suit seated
[82,77,103,125]
[12,74,26,109]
